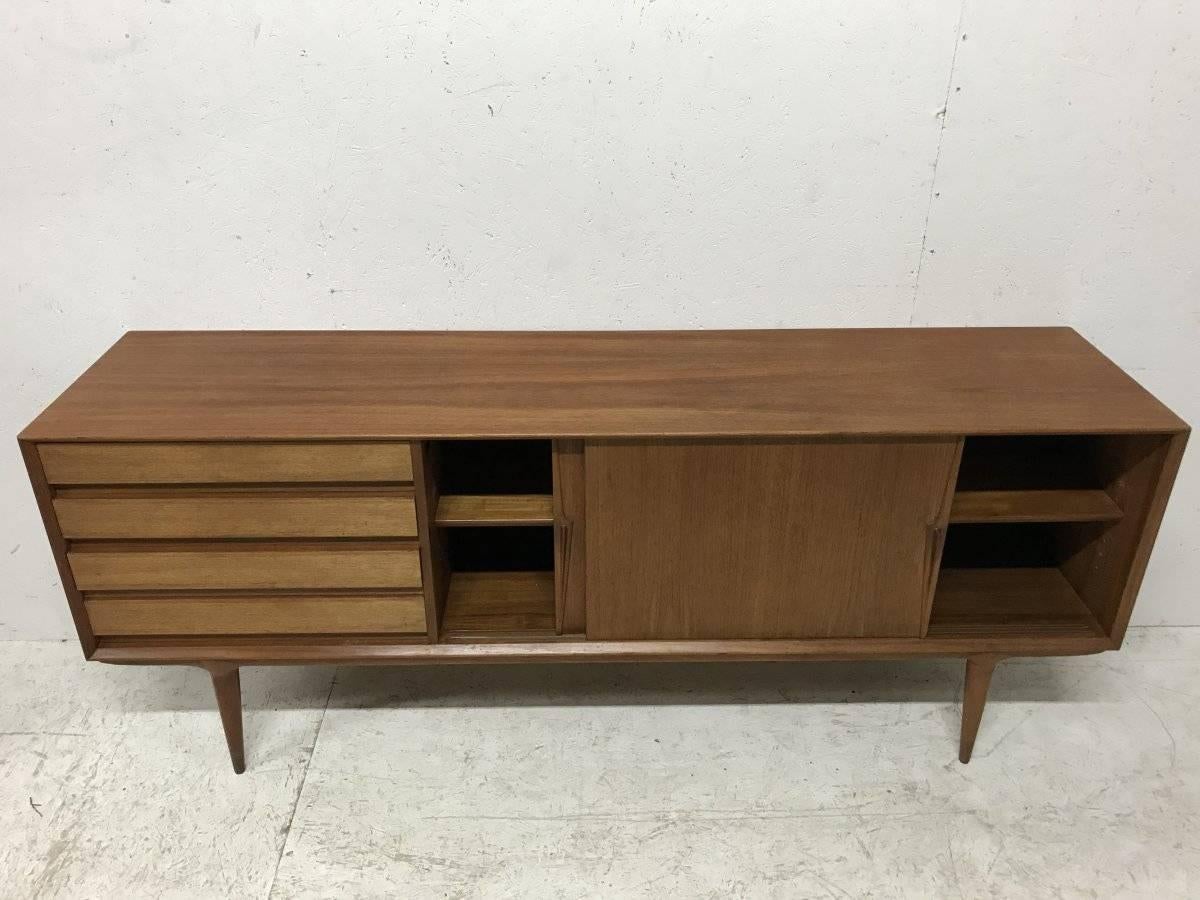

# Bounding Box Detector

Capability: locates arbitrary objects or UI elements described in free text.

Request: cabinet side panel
[585,439,959,640]
[19,441,96,657]
[412,441,448,641]
[1062,431,1188,643]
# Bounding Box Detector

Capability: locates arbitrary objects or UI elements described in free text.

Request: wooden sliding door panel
[585,439,960,640]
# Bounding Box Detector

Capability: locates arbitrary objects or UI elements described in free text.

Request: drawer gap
[54,484,415,498]
[66,538,418,551]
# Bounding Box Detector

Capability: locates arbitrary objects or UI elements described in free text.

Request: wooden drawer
[39,442,412,485]
[67,542,422,591]
[85,592,427,636]
[53,488,417,539]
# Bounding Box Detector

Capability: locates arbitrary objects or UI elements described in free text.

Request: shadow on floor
[325,657,1116,709]
[122,655,1123,714]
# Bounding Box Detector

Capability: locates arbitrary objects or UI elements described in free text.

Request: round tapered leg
[959,655,1001,764]
[206,664,245,774]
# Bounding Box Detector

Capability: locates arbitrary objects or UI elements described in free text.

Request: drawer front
[54,489,417,539]
[39,442,412,484]
[85,593,427,636]
[68,543,422,591]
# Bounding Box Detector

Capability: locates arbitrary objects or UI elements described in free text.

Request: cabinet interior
[425,439,558,641]
[436,440,552,495]
[419,432,1173,647]
[929,432,1172,640]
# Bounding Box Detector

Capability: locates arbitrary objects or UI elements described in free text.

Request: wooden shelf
[435,494,554,527]
[950,489,1121,524]
[928,567,1106,639]
[441,571,557,641]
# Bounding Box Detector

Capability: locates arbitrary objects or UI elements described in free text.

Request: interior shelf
[928,568,1105,638]
[441,571,556,641]
[436,494,554,527]
[950,489,1122,524]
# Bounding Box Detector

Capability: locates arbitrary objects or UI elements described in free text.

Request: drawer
[53,488,417,539]
[39,442,412,485]
[85,592,427,636]
[68,541,422,591]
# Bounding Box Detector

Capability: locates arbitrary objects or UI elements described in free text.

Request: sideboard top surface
[21,328,1186,441]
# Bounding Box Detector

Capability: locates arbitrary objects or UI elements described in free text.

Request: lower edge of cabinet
[92,632,1114,666]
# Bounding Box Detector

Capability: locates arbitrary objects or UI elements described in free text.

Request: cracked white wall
[3,0,1197,636]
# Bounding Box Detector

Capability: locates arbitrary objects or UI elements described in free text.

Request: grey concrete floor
[1,629,1198,898]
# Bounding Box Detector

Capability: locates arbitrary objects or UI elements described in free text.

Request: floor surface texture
[2,628,1198,898]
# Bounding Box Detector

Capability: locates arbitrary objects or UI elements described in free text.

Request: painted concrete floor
[1,629,1198,898]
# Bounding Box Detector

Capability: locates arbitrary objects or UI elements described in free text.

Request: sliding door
[585,439,959,640]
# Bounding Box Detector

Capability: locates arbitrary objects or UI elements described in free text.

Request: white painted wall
[3,1,1196,638]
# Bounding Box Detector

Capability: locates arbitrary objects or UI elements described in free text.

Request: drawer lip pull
[85,592,428,636]
[39,442,413,485]
[67,541,422,591]
[53,492,417,539]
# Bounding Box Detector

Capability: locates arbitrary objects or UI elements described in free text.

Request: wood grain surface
[585,438,960,640]
[68,541,421,591]
[950,489,1123,524]
[19,442,96,656]
[552,439,587,635]
[85,592,427,635]
[91,630,1113,665]
[441,571,557,641]
[928,568,1104,637]
[38,441,412,483]
[434,494,554,526]
[20,329,1186,441]
[1061,432,1189,642]
[53,488,416,539]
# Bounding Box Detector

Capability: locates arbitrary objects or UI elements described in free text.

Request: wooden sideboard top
[20,328,1186,441]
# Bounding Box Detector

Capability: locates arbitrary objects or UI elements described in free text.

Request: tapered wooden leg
[959,655,1001,764]
[206,664,245,774]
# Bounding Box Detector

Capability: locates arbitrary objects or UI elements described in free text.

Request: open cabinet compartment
[951,435,1125,523]
[930,432,1176,642]
[441,526,556,640]
[433,440,554,527]
[421,440,560,642]
[435,440,552,494]
[929,522,1108,637]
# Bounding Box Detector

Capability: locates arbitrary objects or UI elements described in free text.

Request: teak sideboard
[19,329,1188,772]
